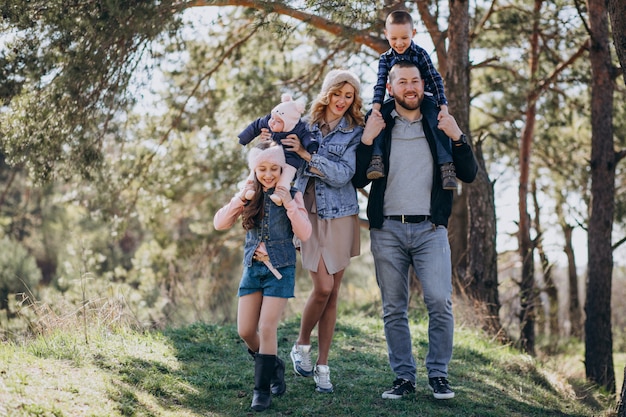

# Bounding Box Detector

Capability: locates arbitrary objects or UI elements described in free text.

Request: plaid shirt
[373,41,448,107]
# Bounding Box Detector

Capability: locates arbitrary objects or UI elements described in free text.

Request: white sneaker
[290,344,313,377]
[314,364,334,393]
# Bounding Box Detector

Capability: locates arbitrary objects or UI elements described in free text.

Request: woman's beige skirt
[300,212,360,275]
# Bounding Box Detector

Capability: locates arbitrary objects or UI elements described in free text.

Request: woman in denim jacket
[280,69,364,394]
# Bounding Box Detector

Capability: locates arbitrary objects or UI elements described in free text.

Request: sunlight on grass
[0,313,618,416]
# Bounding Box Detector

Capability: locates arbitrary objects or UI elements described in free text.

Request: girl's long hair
[241,184,263,231]
[308,81,365,129]
[241,141,277,230]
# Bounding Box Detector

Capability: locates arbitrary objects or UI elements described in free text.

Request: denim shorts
[238,261,295,298]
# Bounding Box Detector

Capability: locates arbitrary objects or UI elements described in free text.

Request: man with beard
[352,61,478,401]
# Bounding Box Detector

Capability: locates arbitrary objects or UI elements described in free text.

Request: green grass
[0,312,617,417]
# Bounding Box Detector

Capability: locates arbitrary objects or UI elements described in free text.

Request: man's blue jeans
[370,219,453,383]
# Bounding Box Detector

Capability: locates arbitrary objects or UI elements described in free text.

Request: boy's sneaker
[366,155,385,179]
[314,365,334,393]
[381,378,415,399]
[440,162,458,190]
[290,344,313,377]
[428,377,455,399]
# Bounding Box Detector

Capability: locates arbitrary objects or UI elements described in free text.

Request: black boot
[251,353,274,412]
[270,356,286,396]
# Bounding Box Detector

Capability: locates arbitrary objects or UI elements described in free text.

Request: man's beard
[393,93,423,111]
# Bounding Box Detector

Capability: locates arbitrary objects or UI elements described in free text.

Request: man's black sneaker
[428,377,455,399]
[381,378,415,399]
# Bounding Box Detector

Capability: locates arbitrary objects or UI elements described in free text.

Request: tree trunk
[608,0,626,83]
[445,0,470,281]
[553,190,583,338]
[532,181,558,341]
[585,0,616,394]
[517,0,543,356]
[618,364,626,416]
[563,224,583,338]
[444,0,503,339]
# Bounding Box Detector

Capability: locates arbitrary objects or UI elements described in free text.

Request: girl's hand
[259,128,272,141]
[239,180,255,201]
[273,186,292,204]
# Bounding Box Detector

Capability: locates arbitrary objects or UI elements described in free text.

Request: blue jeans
[238,261,295,298]
[370,219,453,383]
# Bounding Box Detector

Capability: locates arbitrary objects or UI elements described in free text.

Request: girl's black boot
[270,356,286,396]
[251,353,274,412]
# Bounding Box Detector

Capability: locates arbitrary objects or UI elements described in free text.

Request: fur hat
[271,94,305,132]
[321,69,361,96]
[247,143,286,171]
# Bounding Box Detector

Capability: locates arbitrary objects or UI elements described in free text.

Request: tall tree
[532,180,558,341]
[555,196,583,338]
[447,0,503,337]
[585,0,616,394]
[608,0,626,83]
[470,0,592,350]
[516,0,543,355]
[0,0,182,181]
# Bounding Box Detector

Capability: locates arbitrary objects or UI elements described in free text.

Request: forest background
[1,0,626,409]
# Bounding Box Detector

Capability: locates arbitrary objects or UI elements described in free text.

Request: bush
[0,235,42,316]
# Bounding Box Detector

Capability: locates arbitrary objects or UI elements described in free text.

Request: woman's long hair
[308,81,365,129]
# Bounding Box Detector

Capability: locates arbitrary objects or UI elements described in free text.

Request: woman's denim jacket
[243,188,297,268]
[294,117,362,220]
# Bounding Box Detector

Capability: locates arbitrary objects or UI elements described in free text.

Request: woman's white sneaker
[290,344,313,377]
[314,364,334,393]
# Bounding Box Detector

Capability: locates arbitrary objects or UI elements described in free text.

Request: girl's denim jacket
[243,189,297,269]
[295,117,362,220]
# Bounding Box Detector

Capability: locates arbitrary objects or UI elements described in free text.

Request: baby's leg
[270,164,297,206]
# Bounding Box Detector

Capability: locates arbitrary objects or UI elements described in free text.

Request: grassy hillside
[0,310,617,417]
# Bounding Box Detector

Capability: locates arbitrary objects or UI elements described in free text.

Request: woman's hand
[273,186,292,204]
[281,134,310,161]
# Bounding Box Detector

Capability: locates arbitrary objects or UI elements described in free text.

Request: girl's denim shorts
[238,261,295,298]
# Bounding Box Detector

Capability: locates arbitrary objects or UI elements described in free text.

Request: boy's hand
[362,109,385,146]
[437,113,463,141]
[437,105,450,121]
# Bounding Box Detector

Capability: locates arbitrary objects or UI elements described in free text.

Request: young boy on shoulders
[367,10,457,191]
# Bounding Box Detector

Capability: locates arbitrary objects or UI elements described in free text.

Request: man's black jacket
[352,97,478,229]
